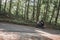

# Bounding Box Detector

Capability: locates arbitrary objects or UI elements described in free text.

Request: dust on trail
[0,31,52,40]
[0,22,60,40]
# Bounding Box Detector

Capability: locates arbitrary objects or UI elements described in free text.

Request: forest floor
[0,22,60,40]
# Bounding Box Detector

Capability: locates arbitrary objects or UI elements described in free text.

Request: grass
[45,22,60,30]
[0,17,36,27]
[0,17,60,30]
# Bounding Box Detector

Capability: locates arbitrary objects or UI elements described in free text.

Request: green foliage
[0,0,60,29]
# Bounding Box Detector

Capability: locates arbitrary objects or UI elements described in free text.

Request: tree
[22,7,24,19]
[9,0,13,16]
[55,0,60,25]
[49,1,57,23]
[15,0,20,17]
[24,0,27,20]
[26,0,30,20]
[4,0,7,12]
[36,0,41,22]
[32,0,35,21]
[43,0,49,22]
[0,0,2,12]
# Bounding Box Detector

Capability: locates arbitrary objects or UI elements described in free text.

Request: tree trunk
[45,0,49,21]
[15,0,20,17]
[22,8,24,19]
[32,0,35,20]
[36,0,41,22]
[26,0,30,20]
[4,0,7,12]
[55,0,60,25]
[0,0,2,12]
[49,6,55,23]
[43,0,49,22]
[24,0,27,20]
[9,0,12,16]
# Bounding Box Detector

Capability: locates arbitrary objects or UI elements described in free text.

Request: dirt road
[0,22,60,40]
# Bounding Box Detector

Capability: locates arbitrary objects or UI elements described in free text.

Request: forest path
[0,22,60,40]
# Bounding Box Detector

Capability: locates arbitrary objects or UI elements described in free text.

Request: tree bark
[26,0,30,20]
[15,0,20,17]
[0,0,2,12]
[43,0,50,22]
[24,0,27,20]
[49,6,55,23]
[36,0,41,22]
[4,0,7,12]
[32,0,35,20]
[9,0,13,16]
[55,0,60,25]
